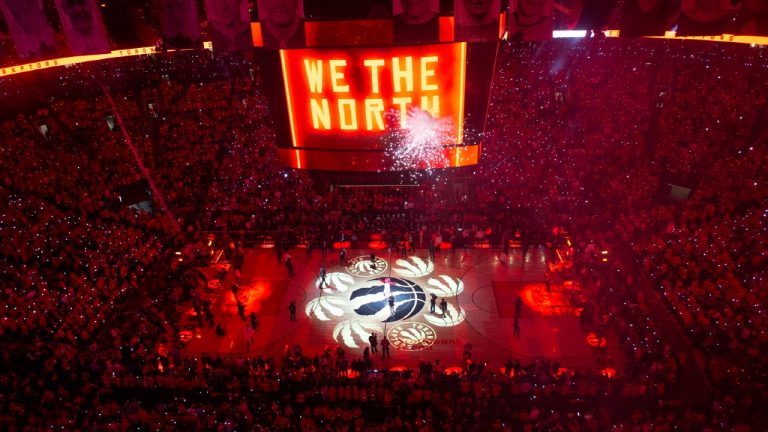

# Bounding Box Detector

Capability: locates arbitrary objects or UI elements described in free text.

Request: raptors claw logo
[305,297,347,321]
[426,275,464,296]
[393,256,434,277]
[333,319,383,349]
[315,272,355,292]
[424,302,465,327]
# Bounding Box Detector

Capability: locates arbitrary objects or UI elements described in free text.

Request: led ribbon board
[279,43,467,153]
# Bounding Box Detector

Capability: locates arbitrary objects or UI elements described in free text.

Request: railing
[200,229,526,251]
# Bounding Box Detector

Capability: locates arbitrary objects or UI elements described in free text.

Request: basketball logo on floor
[304,296,347,321]
[332,319,383,349]
[349,277,426,322]
[393,256,434,277]
[426,275,464,296]
[387,322,436,351]
[346,255,388,276]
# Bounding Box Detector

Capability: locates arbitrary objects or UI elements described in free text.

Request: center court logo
[387,322,436,351]
[302,254,470,350]
[349,277,425,322]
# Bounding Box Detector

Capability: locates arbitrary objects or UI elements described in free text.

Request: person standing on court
[428,239,436,260]
[284,253,294,277]
[369,332,378,354]
[369,253,377,271]
[250,311,259,330]
[380,336,391,358]
[319,265,327,288]
[275,239,283,265]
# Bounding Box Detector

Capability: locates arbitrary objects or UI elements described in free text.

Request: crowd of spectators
[472,38,767,432]
[0,38,766,429]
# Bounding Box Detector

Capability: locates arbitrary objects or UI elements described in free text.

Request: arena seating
[0,39,765,430]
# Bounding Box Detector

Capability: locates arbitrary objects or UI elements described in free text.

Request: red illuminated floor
[178,247,621,372]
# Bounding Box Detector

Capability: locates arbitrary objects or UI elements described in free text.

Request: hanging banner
[54,0,111,55]
[0,0,56,58]
[155,0,202,49]
[508,0,554,41]
[205,0,253,53]
[676,0,736,36]
[100,2,160,48]
[620,0,679,37]
[454,0,501,41]
[731,0,768,35]
[392,0,441,44]
[257,0,305,49]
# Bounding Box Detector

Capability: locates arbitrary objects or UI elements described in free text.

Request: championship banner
[0,0,55,58]
[205,0,252,53]
[508,0,554,41]
[54,0,111,55]
[454,0,501,42]
[155,0,201,49]
[279,43,467,151]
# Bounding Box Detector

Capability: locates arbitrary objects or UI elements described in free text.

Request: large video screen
[269,42,488,171]
[280,43,466,150]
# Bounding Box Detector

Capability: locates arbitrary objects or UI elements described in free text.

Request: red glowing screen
[279,43,467,152]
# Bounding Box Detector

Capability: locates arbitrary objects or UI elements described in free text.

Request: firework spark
[386,107,455,171]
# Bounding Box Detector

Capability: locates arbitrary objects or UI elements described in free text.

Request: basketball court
[176,246,620,373]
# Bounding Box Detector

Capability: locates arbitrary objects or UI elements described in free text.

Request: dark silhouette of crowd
[0,37,766,430]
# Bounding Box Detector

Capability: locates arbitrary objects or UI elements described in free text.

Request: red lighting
[368,241,387,250]
[562,280,581,291]
[586,332,607,348]
[498,367,515,377]
[474,240,491,249]
[237,281,275,315]
[305,20,393,47]
[276,145,478,171]
[520,283,581,317]
[439,16,454,42]
[333,241,351,249]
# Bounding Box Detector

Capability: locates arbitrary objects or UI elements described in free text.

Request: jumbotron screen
[265,42,495,171]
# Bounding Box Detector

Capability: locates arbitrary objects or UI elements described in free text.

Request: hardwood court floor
[179,247,621,372]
